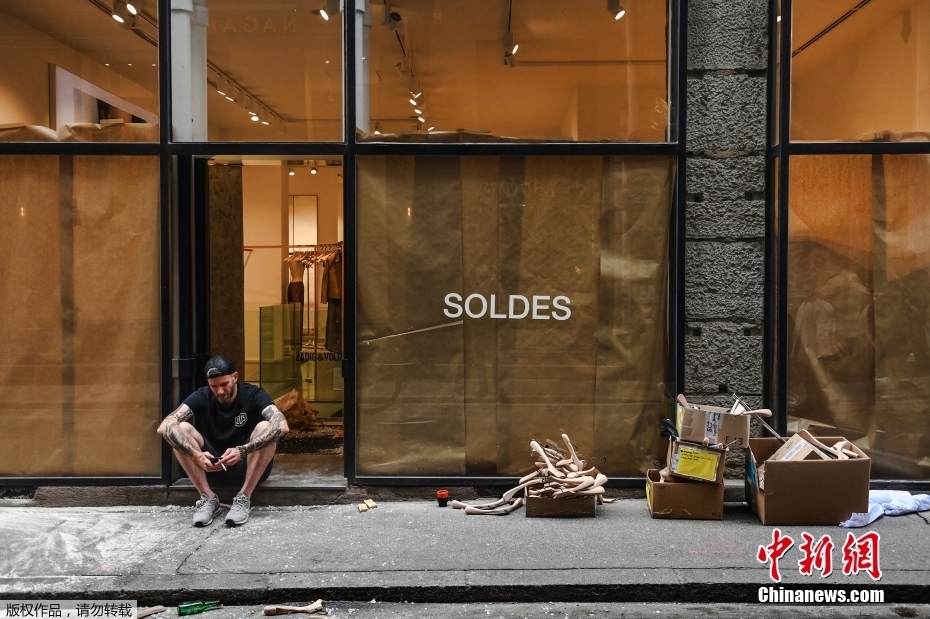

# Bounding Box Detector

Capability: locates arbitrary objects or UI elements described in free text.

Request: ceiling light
[251,115,259,121]
[608,0,626,20]
[411,91,422,99]
[310,167,318,175]
[427,126,434,131]
[409,98,417,106]
[217,78,229,96]
[505,53,517,67]
[414,108,422,115]
[289,167,295,176]
[127,0,145,15]
[503,31,518,55]
[777,15,782,22]
[374,130,381,135]
[386,11,402,31]
[261,120,270,125]
[417,116,426,122]
[112,0,129,23]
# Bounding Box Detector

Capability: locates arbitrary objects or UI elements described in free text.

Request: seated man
[157,355,289,527]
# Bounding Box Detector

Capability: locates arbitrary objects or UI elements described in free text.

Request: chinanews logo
[234,412,248,427]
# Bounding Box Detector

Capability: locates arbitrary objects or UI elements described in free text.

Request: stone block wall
[685,0,769,476]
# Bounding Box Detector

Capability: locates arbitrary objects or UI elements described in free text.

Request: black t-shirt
[182,382,274,451]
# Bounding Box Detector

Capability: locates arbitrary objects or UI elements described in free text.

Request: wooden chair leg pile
[452,433,615,515]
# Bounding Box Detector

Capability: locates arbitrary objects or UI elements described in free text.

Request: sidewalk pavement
[1,499,928,606]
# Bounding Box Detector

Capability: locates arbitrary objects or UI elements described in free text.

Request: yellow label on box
[674,446,720,481]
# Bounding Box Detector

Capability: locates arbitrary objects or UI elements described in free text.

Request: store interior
[206,156,347,485]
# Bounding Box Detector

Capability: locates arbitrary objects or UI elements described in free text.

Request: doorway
[207,156,345,488]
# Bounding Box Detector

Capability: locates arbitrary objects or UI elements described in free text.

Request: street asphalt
[1,498,928,613]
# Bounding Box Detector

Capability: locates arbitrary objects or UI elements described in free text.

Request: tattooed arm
[156,404,198,457]
[239,405,290,455]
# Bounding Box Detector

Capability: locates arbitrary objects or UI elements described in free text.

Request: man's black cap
[204,355,236,379]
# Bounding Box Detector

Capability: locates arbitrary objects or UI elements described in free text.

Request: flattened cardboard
[645,469,723,520]
[525,495,596,518]
[676,401,751,447]
[746,437,871,525]
[768,433,829,462]
[667,439,727,483]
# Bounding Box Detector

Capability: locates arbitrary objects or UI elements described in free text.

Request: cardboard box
[525,495,596,518]
[676,399,751,447]
[768,433,830,462]
[745,437,871,525]
[645,469,723,520]
[667,438,727,483]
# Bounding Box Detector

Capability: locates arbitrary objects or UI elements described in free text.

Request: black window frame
[766,0,930,487]
[0,0,688,487]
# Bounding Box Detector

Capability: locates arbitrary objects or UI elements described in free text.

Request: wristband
[237,445,247,459]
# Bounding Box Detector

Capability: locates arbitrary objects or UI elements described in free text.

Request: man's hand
[218,447,243,468]
[197,451,225,472]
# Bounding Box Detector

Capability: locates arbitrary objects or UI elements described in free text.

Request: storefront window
[0,155,161,476]
[0,1,159,143]
[787,154,930,479]
[791,0,930,142]
[172,0,343,142]
[356,155,675,476]
[356,0,671,142]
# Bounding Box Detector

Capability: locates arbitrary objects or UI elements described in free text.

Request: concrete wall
[685,0,769,475]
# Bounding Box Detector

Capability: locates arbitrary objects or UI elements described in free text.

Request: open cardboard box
[525,495,596,518]
[645,469,723,520]
[676,397,751,447]
[746,437,870,525]
[667,438,727,483]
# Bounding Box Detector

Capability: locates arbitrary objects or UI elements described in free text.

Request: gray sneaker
[193,493,221,527]
[226,492,251,526]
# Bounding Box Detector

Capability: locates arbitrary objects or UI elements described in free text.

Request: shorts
[187,434,274,488]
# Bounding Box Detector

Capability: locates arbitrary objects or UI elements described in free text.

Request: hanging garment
[326,298,342,354]
[321,254,343,303]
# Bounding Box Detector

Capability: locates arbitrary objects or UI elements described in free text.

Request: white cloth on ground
[840,490,930,527]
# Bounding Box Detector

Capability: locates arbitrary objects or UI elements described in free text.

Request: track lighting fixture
[217,78,230,96]
[386,11,402,31]
[112,0,130,24]
[608,0,626,20]
[409,98,418,106]
[313,7,330,20]
[126,0,145,15]
[289,167,295,176]
[503,31,518,55]
[310,167,318,175]
[505,53,517,68]
[427,126,434,131]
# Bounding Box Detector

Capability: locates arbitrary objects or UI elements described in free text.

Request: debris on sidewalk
[263,600,324,615]
[178,601,221,616]
[137,607,166,619]
[357,503,368,512]
[364,499,378,509]
[453,433,614,516]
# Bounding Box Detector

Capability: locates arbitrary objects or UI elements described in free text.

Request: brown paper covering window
[788,154,930,478]
[0,155,161,477]
[357,156,674,477]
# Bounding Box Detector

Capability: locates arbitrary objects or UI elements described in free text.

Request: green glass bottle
[177,601,222,616]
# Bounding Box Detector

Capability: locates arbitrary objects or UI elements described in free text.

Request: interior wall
[792,1,930,140]
[243,163,288,362]
[0,9,157,128]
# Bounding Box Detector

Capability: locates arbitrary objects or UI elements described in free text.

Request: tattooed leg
[239,421,277,497]
[172,423,216,499]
